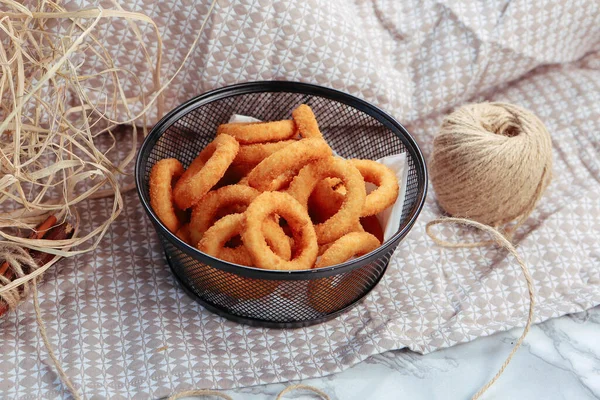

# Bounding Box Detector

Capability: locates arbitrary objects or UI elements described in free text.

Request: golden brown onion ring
[247,138,332,192]
[189,185,260,246]
[292,104,323,139]
[149,158,185,232]
[217,120,296,144]
[173,134,239,210]
[242,192,317,270]
[315,232,380,268]
[350,159,399,216]
[287,157,366,244]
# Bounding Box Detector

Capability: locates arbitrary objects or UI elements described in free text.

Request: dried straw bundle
[0,0,215,313]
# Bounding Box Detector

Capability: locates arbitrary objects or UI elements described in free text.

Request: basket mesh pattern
[138,86,425,327]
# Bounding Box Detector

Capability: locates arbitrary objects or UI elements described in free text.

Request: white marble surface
[181,306,600,399]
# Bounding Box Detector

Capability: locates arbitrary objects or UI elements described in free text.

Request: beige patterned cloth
[1,0,600,398]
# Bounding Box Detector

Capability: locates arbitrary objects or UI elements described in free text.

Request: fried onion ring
[287,157,366,244]
[315,232,380,268]
[350,159,399,216]
[317,220,365,256]
[198,213,292,263]
[149,158,185,232]
[242,192,317,270]
[292,104,323,139]
[308,179,386,244]
[244,170,296,191]
[197,214,281,300]
[217,120,296,144]
[234,140,296,165]
[247,138,332,191]
[189,185,260,246]
[198,214,253,265]
[173,134,239,210]
[265,170,297,191]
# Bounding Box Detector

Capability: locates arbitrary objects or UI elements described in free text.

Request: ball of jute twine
[427,102,552,399]
[429,102,553,232]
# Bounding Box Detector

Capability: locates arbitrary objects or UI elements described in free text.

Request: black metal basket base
[166,253,387,329]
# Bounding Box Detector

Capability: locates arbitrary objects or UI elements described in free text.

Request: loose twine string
[165,384,330,400]
[32,280,82,400]
[426,218,535,400]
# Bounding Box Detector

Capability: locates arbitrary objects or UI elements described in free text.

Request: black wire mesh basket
[136,81,427,328]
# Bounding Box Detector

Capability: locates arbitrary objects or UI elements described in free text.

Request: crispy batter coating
[149,158,185,232]
[242,192,317,270]
[173,134,239,210]
[217,120,296,144]
[190,185,260,246]
[292,104,323,139]
[247,138,332,191]
[287,157,366,244]
[234,140,296,165]
[350,159,399,216]
[315,232,380,268]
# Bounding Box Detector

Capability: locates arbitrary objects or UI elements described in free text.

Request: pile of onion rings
[148,104,400,300]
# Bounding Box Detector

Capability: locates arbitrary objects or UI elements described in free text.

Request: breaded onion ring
[266,170,297,191]
[197,213,282,300]
[173,134,239,210]
[309,179,385,244]
[350,159,399,216]
[247,138,332,191]
[287,157,366,244]
[360,215,384,243]
[234,140,296,165]
[315,232,380,268]
[317,242,332,257]
[242,192,317,270]
[189,185,260,246]
[263,219,293,261]
[198,213,292,264]
[198,214,253,265]
[317,220,364,256]
[149,158,185,232]
[292,104,323,139]
[244,170,296,191]
[217,120,296,144]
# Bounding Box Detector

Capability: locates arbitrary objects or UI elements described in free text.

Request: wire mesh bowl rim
[135,80,428,280]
